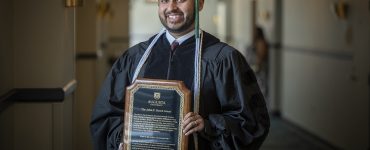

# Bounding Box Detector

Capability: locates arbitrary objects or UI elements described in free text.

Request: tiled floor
[260,117,338,150]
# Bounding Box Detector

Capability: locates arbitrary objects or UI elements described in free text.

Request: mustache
[165,10,183,15]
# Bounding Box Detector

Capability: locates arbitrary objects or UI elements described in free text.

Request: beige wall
[13,0,75,88]
[0,0,76,149]
[0,106,14,149]
[75,61,96,150]
[75,0,100,149]
[0,0,14,148]
[231,0,254,56]
[280,0,369,149]
[77,0,97,53]
[0,0,14,95]
[129,0,161,46]
[13,96,73,150]
[107,0,130,57]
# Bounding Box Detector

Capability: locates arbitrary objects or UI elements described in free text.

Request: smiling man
[90,0,270,149]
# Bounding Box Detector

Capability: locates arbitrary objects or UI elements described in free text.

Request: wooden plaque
[123,78,190,150]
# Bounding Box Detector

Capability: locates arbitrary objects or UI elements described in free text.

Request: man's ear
[199,0,205,11]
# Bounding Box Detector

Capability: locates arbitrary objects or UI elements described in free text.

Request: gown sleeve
[200,48,270,150]
[90,50,137,150]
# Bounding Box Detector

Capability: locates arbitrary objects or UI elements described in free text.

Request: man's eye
[160,0,169,3]
[160,0,186,3]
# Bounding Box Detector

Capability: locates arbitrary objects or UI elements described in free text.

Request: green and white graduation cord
[193,0,202,149]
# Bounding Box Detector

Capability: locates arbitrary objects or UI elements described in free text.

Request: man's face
[158,0,203,34]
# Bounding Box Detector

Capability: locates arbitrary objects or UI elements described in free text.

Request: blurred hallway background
[0,0,369,149]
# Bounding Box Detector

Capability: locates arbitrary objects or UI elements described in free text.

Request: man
[90,0,270,149]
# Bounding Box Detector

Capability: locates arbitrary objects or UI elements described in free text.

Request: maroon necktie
[171,41,179,51]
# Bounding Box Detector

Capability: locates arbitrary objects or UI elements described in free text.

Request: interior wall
[280,0,369,149]
[52,96,74,150]
[0,105,14,149]
[4,0,76,149]
[75,0,99,149]
[13,103,53,150]
[77,0,97,53]
[0,0,15,149]
[200,0,218,36]
[13,0,75,88]
[256,0,278,44]
[107,0,130,57]
[9,96,73,150]
[0,0,13,95]
[75,60,96,150]
[230,0,253,57]
[129,0,162,46]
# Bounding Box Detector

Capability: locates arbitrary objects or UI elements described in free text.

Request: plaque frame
[123,78,190,150]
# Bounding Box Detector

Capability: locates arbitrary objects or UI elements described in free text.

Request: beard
[159,9,195,33]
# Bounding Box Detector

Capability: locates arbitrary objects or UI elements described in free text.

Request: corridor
[0,0,368,150]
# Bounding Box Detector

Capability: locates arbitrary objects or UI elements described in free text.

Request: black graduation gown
[90,32,270,150]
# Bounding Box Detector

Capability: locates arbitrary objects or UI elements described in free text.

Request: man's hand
[182,112,204,136]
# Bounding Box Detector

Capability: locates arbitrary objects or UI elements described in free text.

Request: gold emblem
[154,92,161,100]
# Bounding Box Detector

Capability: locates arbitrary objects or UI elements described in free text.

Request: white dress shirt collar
[166,29,195,45]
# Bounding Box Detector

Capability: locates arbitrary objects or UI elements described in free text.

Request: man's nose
[168,1,178,10]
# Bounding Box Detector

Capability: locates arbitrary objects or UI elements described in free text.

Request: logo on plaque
[154,92,161,100]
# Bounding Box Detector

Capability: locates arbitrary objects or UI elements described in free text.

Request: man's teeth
[169,16,177,19]
[168,14,181,20]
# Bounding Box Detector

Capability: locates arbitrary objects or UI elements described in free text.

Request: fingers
[184,119,204,136]
[182,112,204,136]
[182,112,199,129]
[182,112,197,126]
[182,116,200,134]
